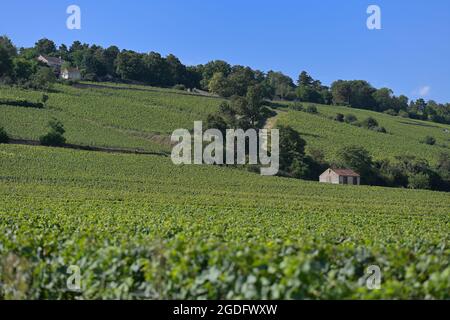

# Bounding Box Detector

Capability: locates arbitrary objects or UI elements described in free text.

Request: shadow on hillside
[399,120,441,129]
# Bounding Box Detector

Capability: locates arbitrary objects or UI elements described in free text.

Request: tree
[12,57,35,82]
[372,88,393,112]
[336,145,375,184]
[277,125,308,178]
[296,71,323,103]
[331,80,351,105]
[437,153,450,182]
[0,45,13,77]
[408,172,431,190]
[199,60,231,90]
[39,119,66,146]
[166,54,187,86]
[35,38,57,55]
[142,52,169,86]
[103,45,120,76]
[0,127,9,143]
[227,66,257,96]
[266,71,295,100]
[30,67,56,90]
[208,72,233,97]
[243,84,265,126]
[331,80,376,109]
[115,51,144,81]
[0,36,17,57]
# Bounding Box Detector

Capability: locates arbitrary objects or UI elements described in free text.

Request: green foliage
[423,136,436,146]
[0,127,9,143]
[305,105,318,114]
[345,114,358,123]
[35,38,56,55]
[0,83,221,153]
[172,84,186,91]
[278,125,308,177]
[359,116,379,129]
[408,172,431,190]
[336,145,374,184]
[39,119,66,146]
[0,144,449,299]
[290,103,303,111]
[278,103,450,166]
[30,67,56,90]
[335,113,344,122]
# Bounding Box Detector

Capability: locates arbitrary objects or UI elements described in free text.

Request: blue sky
[1,0,450,102]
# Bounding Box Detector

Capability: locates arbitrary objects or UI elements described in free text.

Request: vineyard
[1,83,449,163]
[0,144,449,299]
[0,83,223,153]
[276,102,450,164]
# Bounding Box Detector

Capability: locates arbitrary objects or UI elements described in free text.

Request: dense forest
[1,36,449,125]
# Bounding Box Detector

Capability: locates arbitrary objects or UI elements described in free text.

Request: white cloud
[418,85,431,97]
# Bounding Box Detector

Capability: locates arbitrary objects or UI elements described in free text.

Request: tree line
[1,36,449,124]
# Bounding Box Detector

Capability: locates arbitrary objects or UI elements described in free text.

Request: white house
[60,67,82,80]
[319,168,361,185]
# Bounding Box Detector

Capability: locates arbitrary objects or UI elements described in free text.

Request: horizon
[1,0,450,103]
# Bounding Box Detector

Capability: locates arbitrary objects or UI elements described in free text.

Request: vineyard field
[276,102,450,164]
[0,144,449,299]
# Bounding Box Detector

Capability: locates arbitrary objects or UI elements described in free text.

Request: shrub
[423,136,436,145]
[39,119,66,146]
[41,94,49,106]
[384,109,398,116]
[335,113,345,122]
[0,127,9,143]
[345,114,357,123]
[173,84,186,91]
[360,117,379,129]
[408,172,431,189]
[398,110,409,118]
[30,67,56,90]
[374,126,387,133]
[305,105,318,114]
[290,103,303,111]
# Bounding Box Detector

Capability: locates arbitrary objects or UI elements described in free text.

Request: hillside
[275,102,450,165]
[0,83,224,153]
[1,83,449,165]
[1,83,449,299]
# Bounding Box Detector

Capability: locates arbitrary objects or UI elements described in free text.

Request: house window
[342,176,348,184]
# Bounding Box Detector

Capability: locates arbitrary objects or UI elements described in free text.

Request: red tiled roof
[331,168,360,177]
